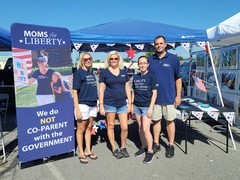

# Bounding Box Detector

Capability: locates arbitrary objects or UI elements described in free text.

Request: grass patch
[16,85,38,107]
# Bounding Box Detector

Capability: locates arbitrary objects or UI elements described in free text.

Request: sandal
[78,156,88,164]
[85,153,98,160]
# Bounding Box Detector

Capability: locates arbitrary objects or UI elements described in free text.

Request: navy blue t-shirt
[99,68,128,108]
[32,69,54,95]
[132,72,157,107]
[73,68,98,106]
[53,80,65,102]
[148,52,182,105]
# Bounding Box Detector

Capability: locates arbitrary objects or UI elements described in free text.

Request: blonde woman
[99,50,131,159]
[72,52,98,164]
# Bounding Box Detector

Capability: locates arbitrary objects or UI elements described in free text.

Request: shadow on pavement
[1,104,240,170]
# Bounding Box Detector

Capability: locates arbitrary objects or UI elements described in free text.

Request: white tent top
[207,12,240,46]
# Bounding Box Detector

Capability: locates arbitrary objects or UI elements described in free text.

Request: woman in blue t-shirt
[73,52,98,164]
[132,55,157,164]
[29,57,54,106]
[99,50,131,159]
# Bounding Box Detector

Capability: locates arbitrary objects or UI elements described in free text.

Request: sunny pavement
[1,106,240,180]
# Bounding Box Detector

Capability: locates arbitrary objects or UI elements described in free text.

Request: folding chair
[0,115,6,164]
[0,93,9,128]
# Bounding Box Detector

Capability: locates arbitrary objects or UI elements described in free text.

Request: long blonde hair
[52,71,68,92]
[104,50,124,70]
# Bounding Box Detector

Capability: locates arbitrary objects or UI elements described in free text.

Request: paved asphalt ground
[1,104,240,180]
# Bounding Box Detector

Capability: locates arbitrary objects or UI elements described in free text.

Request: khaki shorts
[152,105,176,121]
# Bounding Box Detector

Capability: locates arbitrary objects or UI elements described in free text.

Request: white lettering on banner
[27,121,68,134]
[33,133,51,141]
[40,122,68,131]
[24,30,48,37]
[36,110,48,117]
[24,37,63,45]
[36,109,59,117]
[22,136,73,152]
[21,30,64,45]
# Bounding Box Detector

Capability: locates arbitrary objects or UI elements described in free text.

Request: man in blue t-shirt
[148,35,182,158]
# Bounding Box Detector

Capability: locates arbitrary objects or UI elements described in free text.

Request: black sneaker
[121,148,130,158]
[166,145,174,158]
[143,151,154,164]
[153,143,160,153]
[112,149,123,159]
[134,147,146,157]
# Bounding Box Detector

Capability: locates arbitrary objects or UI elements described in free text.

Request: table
[176,97,236,154]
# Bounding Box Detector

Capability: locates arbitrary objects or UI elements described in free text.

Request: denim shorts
[133,105,149,116]
[104,104,127,114]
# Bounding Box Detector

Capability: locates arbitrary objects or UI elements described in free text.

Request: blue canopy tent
[70,18,208,52]
[0,27,11,51]
[70,17,239,150]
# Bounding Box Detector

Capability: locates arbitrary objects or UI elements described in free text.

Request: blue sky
[1,0,240,61]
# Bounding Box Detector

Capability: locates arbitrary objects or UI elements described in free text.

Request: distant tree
[93,59,101,63]
[145,51,155,57]
[178,56,184,60]
[123,58,130,62]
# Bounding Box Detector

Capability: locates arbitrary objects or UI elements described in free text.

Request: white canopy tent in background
[202,12,240,150]
[206,12,240,109]
[207,12,240,46]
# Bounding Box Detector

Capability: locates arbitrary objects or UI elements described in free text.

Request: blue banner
[11,23,70,50]
[11,23,74,163]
